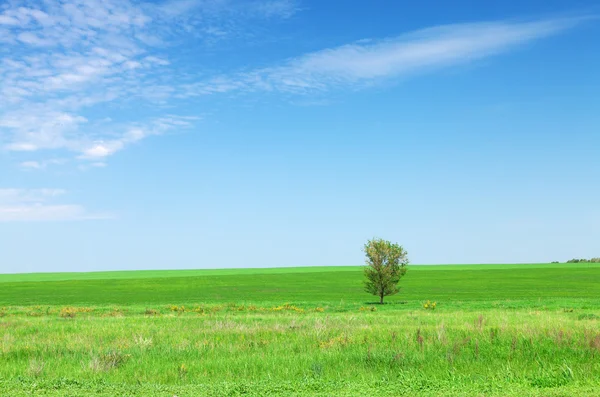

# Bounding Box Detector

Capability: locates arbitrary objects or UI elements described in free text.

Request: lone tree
[363,238,408,304]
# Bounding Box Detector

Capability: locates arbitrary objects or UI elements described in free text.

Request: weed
[103,308,124,317]
[359,306,376,312]
[28,306,45,317]
[247,339,269,349]
[490,327,500,342]
[28,358,45,377]
[89,351,130,372]
[310,362,323,378]
[191,306,205,314]
[554,329,564,345]
[227,303,246,312]
[476,315,485,329]
[529,364,574,388]
[319,335,350,349]
[590,334,600,351]
[391,352,404,366]
[288,320,301,330]
[169,305,186,314]
[133,335,153,349]
[144,308,160,316]
[423,300,437,310]
[178,363,188,378]
[270,304,304,313]
[59,307,77,318]
[416,328,424,349]
[436,322,447,344]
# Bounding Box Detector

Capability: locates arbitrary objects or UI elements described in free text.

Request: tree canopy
[363,238,408,304]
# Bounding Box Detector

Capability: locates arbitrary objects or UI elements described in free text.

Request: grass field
[1,263,599,396]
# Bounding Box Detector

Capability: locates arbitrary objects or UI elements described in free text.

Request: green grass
[1,263,599,396]
[0,263,598,307]
[3,263,598,283]
[0,265,363,283]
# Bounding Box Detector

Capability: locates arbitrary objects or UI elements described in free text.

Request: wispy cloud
[0,0,297,167]
[0,189,112,222]
[77,115,199,159]
[19,158,67,170]
[182,17,585,95]
[0,4,588,169]
[20,161,44,169]
[154,0,299,20]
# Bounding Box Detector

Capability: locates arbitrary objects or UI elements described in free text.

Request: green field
[1,264,599,396]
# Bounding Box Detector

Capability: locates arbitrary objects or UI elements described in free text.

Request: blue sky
[1,0,599,273]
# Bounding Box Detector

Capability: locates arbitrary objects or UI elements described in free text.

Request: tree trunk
[380,293,384,305]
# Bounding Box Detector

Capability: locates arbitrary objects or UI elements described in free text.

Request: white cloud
[1,110,89,152]
[154,0,299,20]
[80,142,123,159]
[0,204,100,222]
[78,115,197,159]
[0,0,292,167]
[19,161,42,169]
[0,2,589,169]
[0,189,66,203]
[18,158,67,170]
[182,17,585,95]
[0,189,112,222]
[0,15,20,26]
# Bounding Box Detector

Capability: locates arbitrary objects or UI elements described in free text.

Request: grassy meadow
[0,264,599,396]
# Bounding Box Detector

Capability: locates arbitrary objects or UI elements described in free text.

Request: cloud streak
[0,189,112,222]
[183,17,584,95]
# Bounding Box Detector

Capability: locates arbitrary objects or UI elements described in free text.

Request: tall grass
[1,264,599,395]
[0,304,599,395]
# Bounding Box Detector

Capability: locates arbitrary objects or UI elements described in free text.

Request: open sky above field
[1,1,599,273]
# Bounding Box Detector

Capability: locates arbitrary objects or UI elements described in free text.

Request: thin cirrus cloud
[0,189,112,222]
[0,0,298,166]
[0,0,589,168]
[19,159,67,170]
[182,17,586,95]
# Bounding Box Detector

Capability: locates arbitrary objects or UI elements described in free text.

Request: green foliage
[577,313,599,320]
[363,238,408,304]
[567,257,600,263]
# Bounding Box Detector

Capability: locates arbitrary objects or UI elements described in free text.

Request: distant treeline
[566,258,600,263]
